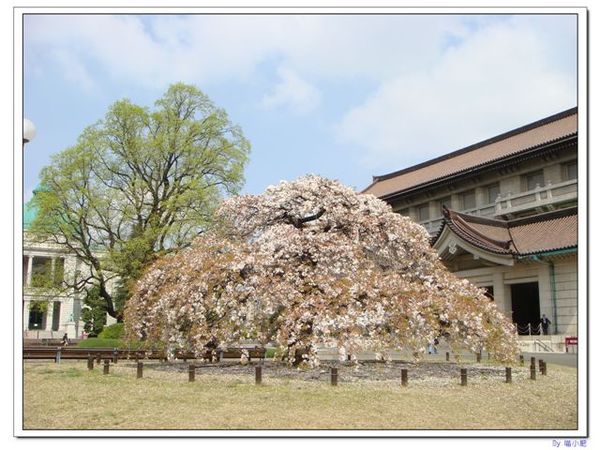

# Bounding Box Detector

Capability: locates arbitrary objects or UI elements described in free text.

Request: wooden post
[55,347,61,364]
[530,356,536,367]
[445,352,450,362]
[103,359,110,375]
[255,366,262,385]
[401,368,408,386]
[541,361,547,376]
[87,356,94,371]
[460,368,467,386]
[137,361,143,379]
[538,359,544,372]
[331,367,338,386]
[476,352,481,363]
[113,348,118,364]
[188,364,195,382]
[530,364,536,380]
[505,367,512,383]
[519,355,524,366]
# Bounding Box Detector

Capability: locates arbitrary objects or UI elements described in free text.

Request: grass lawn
[76,338,123,349]
[23,361,577,430]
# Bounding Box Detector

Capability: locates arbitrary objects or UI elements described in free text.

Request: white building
[23,201,116,339]
[22,232,85,339]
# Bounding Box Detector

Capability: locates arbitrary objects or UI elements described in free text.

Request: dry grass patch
[23,361,577,430]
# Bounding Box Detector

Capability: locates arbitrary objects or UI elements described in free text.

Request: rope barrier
[516,323,543,335]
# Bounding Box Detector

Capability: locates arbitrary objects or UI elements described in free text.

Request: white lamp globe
[23,118,36,143]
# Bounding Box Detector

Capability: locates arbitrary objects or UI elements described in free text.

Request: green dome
[23,185,48,230]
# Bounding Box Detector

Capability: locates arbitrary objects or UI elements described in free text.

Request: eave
[378,135,577,202]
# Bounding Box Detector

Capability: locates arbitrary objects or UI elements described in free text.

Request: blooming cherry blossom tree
[125,175,519,365]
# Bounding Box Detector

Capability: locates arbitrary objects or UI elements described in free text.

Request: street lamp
[23,118,36,145]
[33,322,40,340]
[23,118,36,342]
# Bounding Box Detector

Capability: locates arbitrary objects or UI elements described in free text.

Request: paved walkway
[520,351,578,367]
[316,347,578,367]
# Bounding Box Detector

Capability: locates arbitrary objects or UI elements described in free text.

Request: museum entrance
[511,282,541,335]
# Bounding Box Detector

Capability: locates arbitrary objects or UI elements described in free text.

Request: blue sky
[23,14,577,201]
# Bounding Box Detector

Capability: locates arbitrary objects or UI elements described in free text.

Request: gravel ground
[141,359,526,383]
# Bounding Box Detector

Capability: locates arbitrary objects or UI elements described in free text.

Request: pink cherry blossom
[125,175,519,365]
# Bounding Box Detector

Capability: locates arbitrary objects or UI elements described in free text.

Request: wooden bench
[23,346,267,363]
[23,347,136,362]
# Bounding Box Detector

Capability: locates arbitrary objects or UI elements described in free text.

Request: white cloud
[25,15,280,88]
[24,15,469,88]
[261,67,320,114]
[23,14,576,158]
[334,16,576,172]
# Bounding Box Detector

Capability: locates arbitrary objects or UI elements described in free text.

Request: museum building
[22,201,117,339]
[363,108,578,350]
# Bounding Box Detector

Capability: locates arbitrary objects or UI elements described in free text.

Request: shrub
[98,323,124,339]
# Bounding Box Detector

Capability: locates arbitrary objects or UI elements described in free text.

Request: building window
[31,257,53,288]
[524,170,545,191]
[482,286,494,301]
[438,196,452,213]
[563,160,577,181]
[486,183,500,204]
[459,190,476,210]
[417,203,430,222]
[28,308,44,330]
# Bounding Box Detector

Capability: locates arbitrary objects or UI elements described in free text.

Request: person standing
[540,314,552,335]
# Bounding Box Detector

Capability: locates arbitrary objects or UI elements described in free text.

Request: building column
[537,263,552,320]
[26,256,33,287]
[492,271,508,317]
[45,303,54,333]
[450,194,461,211]
[475,187,486,209]
[51,257,56,284]
[23,300,30,332]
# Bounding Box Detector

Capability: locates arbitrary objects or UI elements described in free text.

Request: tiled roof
[363,108,577,198]
[509,212,578,255]
[432,207,577,257]
[437,209,514,254]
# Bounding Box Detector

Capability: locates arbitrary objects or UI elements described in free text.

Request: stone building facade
[22,233,87,339]
[22,203,117,339]
[363,108,578,350]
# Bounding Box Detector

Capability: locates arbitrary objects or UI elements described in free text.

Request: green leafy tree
[30,83,250,320]
[80,286,108,336]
